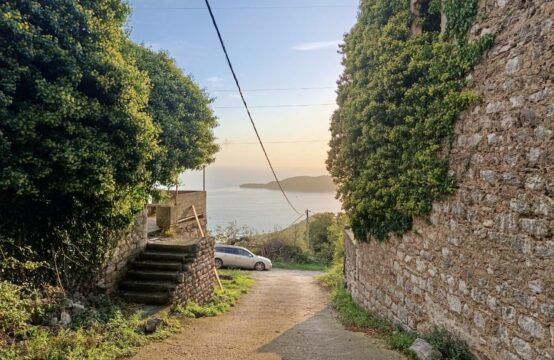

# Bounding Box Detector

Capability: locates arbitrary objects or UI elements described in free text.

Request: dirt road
[132,269,405,360]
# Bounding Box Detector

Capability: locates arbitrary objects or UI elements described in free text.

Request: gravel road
[132,269,405,360]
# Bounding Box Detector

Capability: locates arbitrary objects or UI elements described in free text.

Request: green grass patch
[0,271,254,359]
[318,268,474,360]
[0,281,181,359]
[173,270,254,318]
[272,261,327,271]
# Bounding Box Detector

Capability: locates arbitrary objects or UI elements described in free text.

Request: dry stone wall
[98,210,148,292]
[172,237,216,305]
[344,1,553,359]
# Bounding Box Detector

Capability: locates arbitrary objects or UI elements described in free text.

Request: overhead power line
[204,0,302,216]
[212,86,335,92]
[213,103,336,109]
[135,5,356,10]
[220,139,328,145]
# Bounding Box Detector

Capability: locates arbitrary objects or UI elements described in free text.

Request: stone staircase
[119,242,198,305]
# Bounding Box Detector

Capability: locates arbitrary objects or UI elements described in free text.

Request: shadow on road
[257,305,405,360]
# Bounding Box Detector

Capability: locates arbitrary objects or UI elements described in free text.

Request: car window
[216,247,232,254]
[237,249,252,257]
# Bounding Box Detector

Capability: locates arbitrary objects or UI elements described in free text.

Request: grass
[272,261,327,271]
[173,269,254,318]
[318,266,475,360]
[0,270,253,359]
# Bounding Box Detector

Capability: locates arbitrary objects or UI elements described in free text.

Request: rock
[144,318,164,334]
[60,311,72,326]
[71,302,86,316]
[506,57,521,74]
[409,338,441,360]
[49,316,59,326]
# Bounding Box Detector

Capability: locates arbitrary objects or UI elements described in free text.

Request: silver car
[215,244,272,271]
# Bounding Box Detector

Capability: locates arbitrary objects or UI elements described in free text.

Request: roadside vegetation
[0,271,252,359]
[214,213,347,271]
[319,243,474,360]
[174,270,254,318]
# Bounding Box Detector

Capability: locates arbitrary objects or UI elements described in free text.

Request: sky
[127,0,359,188]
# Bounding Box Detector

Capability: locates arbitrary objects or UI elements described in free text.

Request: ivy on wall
[327,0,493,241]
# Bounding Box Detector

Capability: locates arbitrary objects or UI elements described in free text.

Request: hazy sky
[127,0,359,182]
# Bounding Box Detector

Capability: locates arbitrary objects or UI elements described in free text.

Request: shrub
[0,281,31,335]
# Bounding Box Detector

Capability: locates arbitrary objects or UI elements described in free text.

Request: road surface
[132,269,405,360]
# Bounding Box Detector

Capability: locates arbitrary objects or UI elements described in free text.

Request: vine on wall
[327,0,493,241]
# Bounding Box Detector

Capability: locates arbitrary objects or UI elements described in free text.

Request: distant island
[240,175,336,193]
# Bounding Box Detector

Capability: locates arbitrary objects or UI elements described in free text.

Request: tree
[308,213,335,263]
[0,0,157,287]
[125,43,219,186]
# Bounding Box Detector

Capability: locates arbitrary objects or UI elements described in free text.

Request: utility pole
[305,209,310,244]
[202,167,206,192]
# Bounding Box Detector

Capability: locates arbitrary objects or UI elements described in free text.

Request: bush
[425,327,475,360]
[0,281,180,359]
[0,281,31,335]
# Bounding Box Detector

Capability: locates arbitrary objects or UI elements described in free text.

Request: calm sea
[180,167,342,233]
[206,187,341,233]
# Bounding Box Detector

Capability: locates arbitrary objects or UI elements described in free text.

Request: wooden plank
[191,205,205,237]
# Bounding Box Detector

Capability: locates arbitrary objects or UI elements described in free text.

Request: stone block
[517,316,544,339]
[511,337,535,360]
[409,338,441,360]
[447,294,462,314]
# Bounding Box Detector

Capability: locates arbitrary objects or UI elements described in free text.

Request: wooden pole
[306,209,310,244]
[191,204,222,290]
[203,167,206,191]
[191,205,204,237]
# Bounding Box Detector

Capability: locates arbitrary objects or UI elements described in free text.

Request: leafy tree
[327,0,492,241]
[0,0,157,287]
[308,213,335,263]
[126,43,219,186]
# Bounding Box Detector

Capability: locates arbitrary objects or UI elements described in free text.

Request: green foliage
[0,0,156,287]
[174,270,253,318]
[319,273,474,359]
[272,261,327,271]
[327,0,493,240]
[0,281,180,359]
[425,327,475,360]
[126,43,219,186]
[0,2,218,288]
[0,281,32,335]
[308,213,335,263]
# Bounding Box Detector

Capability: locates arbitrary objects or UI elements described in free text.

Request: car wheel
[254,262,265,271]
[215,258,223,269]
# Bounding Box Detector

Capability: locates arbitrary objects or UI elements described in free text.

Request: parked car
[215,244,272,271]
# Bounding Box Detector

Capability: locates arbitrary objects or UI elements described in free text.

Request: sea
[179,167,342,233]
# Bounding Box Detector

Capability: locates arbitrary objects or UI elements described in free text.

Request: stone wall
[98,210,148,292]
[344,1,553,359]
[171,237,216,305]
[156,191,207,238]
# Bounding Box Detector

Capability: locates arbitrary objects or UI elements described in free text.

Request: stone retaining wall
[172,237,216,305]
[98,210,148,292]
[344,1,553,359]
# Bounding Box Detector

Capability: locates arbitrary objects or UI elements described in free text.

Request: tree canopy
[327,0,492,241]
[0,0,218,287]
[127,43,219,186]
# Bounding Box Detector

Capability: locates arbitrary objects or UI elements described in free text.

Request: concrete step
[125,269,183,283]
[120,290,170,305]
[145,243,198,254]
[119,280,177,292]
[139,251,195,262]
[130,260,188,272]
